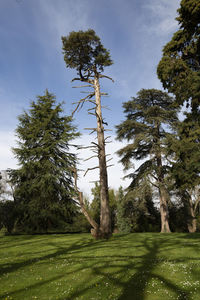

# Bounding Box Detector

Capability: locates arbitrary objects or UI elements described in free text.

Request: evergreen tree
[10,90,79,232]
[124,179,160,232]
[116,89,178,232]
[62,29,113,239]
[167,114,200,232]
[116,186,131,233]
[157,0,200,113]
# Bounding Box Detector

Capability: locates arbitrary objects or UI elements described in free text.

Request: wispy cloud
[37,0,91,50]
[142,0,180,36]
[0,131,17,170]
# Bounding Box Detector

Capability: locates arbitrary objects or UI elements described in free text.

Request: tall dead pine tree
[62,29,113,239]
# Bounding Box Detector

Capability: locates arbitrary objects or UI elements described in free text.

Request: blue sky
[0,0,181,196]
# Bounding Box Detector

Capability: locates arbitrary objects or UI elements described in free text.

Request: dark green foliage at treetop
[157,0,200,112]
[62,29,113,79]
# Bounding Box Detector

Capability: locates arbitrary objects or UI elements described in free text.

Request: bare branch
[88,100,96,105]
[71,77,82,82]
[78,191,99,230]
[84,166,99,177]
[101,105,111,110]
[72,85,92,88]
[84,155,98,162]
[106,158,113,163]
[71,92,95,116]
[105,136,111,141]
[91,142,100,148]
[77,145,96,150]
[89,181,100,183]
[87,106,97,111]
[99,74,114,82]
[84,128,97,131]
[107,164,114,168]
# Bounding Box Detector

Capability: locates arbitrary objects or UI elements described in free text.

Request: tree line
[0,0,200,237]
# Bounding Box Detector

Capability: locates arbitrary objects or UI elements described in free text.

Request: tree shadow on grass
[57,236,192,300]
[0,236,104,278]
[1,234,200,299]
[92,237,190,300]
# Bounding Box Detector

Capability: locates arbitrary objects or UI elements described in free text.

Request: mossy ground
[0,232,200,299]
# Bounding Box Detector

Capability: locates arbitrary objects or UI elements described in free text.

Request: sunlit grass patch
[0,232,200,299]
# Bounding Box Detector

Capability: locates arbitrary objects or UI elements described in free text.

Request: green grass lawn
[0,232,200,300]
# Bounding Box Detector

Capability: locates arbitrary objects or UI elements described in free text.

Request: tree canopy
[62,29,113,79]
[157,0,200,112]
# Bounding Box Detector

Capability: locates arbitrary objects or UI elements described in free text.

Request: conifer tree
[10,90,79,232]
[167,114,200,232]
[62,29,113,238]
[124,179,160,232]
[157,0,200,113]
[116,89,178,232]
[157,0,200,231]
[116,186,131,233]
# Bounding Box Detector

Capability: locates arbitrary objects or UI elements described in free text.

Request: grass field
[0,232,200,300]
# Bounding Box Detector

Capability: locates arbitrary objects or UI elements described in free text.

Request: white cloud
[37,0,91,49]
[0,131,17,170]
[142,0,180,36]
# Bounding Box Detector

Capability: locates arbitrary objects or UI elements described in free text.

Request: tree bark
[159,185,171,233]
[155,121,171,233]
[187,197,197,233]
[94,72,111,238]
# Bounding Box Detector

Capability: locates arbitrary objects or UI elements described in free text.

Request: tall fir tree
[10,90,79,232]
[116,89,178,232]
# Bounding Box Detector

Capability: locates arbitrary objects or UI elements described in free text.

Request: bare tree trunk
[73,168,101,238]
[187,197,197,233]
[159,185,171,233]
[94,72,111,238]
[155,131,171,233]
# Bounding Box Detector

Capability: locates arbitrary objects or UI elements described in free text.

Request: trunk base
[91,228,112,240]
[188,219,196,233]
[160,223,171,233]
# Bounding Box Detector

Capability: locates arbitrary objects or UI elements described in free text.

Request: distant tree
[116,186,131,233]
[124,179,160,232]
[10,90,79,232]
[167,114,200,232]
[0,201,17,233]
[90,182,101,225]
[116,89,178,232]
[62,29,113,239]
[157,0,200,113]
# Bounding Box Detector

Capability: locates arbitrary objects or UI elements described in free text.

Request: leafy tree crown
[62,29,113,76]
